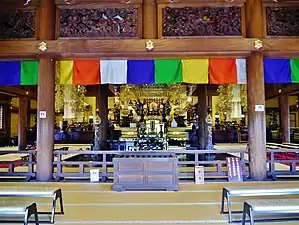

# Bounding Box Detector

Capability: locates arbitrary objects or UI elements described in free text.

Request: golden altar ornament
[145,40,154,51]
[38,42,48,52]
[253,39,263,50]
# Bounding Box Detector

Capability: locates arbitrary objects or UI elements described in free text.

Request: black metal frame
[0,189,64,224]
[242,201,254,225]
[221,187,299,223]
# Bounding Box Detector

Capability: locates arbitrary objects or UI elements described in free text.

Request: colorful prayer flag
[20,61,38,85]
[181,59,209,84]
[290,59,299,83]
[236,59,246,84]
[100,60,127,84]
[56,60,74,85]
[264,58,291,84]
[154,59,182,84]
[73,60,100,85]
[0,61,21,86]
[127,60,155,84]
[209,59,237,84]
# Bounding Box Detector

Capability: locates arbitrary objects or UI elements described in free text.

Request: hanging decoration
[216,85,233,121]
[70,85,87,117]
[55,85,64,113]
[240,84,247,112]
[55,64,87,119]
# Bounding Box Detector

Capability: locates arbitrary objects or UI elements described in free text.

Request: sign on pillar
[255,105,265,112]
[39,111,47,119]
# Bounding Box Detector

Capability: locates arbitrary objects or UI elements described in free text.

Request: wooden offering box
[113,153,179,191]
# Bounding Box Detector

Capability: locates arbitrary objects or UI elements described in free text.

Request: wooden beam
[266,84,299,99]
[262,38,299,57]
[0,38,255,59]
[0,87,37,100]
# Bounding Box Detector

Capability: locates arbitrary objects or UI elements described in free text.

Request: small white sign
[195,166,205,184]
[255,105,265,112]
[39,111,47,119]
[90,169,100,182]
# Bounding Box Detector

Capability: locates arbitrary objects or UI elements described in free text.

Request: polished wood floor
[2,181,299,225]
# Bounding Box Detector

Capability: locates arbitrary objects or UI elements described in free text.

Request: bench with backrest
[221,186,299,222]
[0,202,39,225]
[0,188,63,223]
[242,199,299,225]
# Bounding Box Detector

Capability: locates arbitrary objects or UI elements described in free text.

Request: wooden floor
[2,181,299,225]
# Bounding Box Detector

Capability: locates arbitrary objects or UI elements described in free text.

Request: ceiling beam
[0,87,37,100]
[0,38,255,59]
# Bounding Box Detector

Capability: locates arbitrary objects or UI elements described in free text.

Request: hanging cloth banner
[264,58,291,84]
[0,61,21,86]
[236,59,246,84]
[154,59,183,84]
[100,60,128,84]
[209,59,238,84]
[20,61,38,85]
[181,59,209,84]
[290,59,299,83]
[127,60,155,84]
[73,60,100,85]
[56,60,74,85]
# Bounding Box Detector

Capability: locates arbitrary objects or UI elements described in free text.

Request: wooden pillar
[18,96,27,150]
[98,84,109,150]
[280,95,290,143]
[197,85,207,150]
[142,0,157,39]
[246,0,267,180]
[36,0,56,181]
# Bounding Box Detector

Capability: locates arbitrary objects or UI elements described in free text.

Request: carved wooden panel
[266,7,299,36]
[0,10,35,39]
[162,6,242,37]
[59,8,139,38]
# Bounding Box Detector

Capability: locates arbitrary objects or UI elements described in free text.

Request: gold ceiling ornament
[145,40,154,51]
[253,39,263,50]
[38,42,48,52]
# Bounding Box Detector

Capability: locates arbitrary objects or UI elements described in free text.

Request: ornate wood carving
[0,10,35,39]
[266,7,299,36]
[59,8,139,38]
[162,6,242,37]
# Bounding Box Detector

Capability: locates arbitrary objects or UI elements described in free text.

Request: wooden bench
[242,199,299,225]
[0,188,63,223]
[0,202,39,225]
[221,187,299,222]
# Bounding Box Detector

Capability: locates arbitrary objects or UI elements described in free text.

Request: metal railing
[0,148,298,181]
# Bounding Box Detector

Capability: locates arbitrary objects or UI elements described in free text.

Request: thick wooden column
[280,95,290,143]
[246,0,267,180]
[142,0,157,38]
[36,0,56,181]
[98,84,109,150]
[197,85,207,150]
[18,96,27,150]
